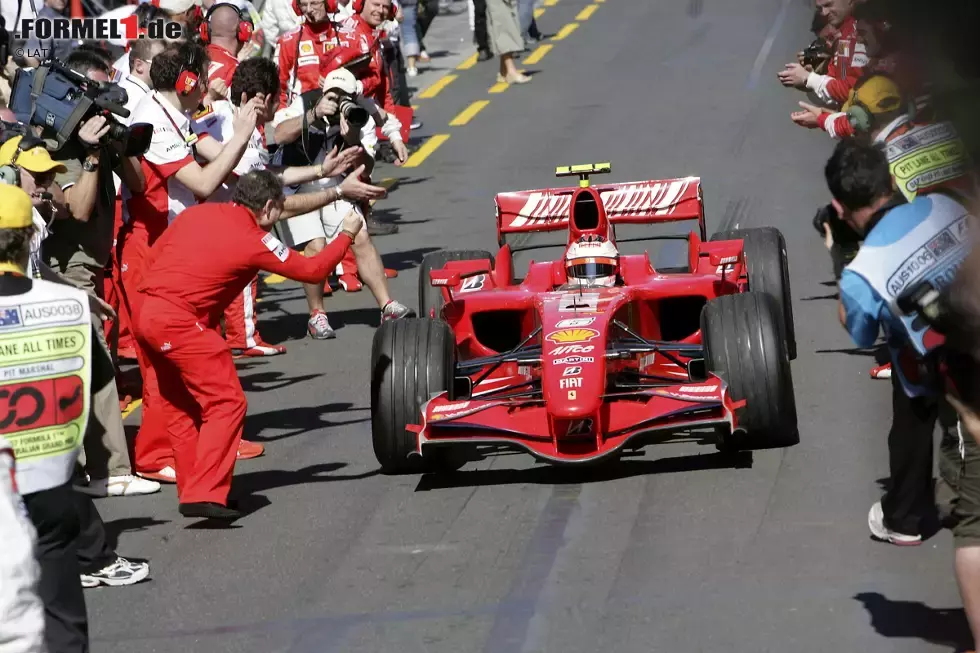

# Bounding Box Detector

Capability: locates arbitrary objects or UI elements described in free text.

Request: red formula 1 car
[370,163,799,473]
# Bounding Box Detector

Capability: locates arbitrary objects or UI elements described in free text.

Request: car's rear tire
[700,292,799,449]
[418,249,495,319]
[712,227,797,360]
[371,318,465,474]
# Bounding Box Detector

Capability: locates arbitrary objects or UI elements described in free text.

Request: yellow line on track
[403,134,451,168]
[121,399,142,419]
[553,22,579,40]
[418,74,458,99]
[456,53,479,70]
[265,273,287,284]
[576,4,597,20]
[523,44,553,65]
[534,6,546,17]
[488,81,510,94]
[450,100,491,126]
[544,0,559,6]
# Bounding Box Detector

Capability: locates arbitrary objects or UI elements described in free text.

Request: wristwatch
[82,157,99,173]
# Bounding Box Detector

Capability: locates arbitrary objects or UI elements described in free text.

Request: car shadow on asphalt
[380,246,442,271]
[243,402,369,443]
[414,450,754,490]
[853,592,973,652]
[232,462,381,497]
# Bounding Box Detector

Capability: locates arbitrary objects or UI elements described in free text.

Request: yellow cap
[843,75,903,115]
[0,136,68,175]
[0,185,35,229]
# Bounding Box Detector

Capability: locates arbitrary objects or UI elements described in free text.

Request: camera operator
[272,66,413,339]
[119,40,262,483]
[779,0,867,108]
[828,139,974,547]
[35,51,159,498]
[22,0,73,68]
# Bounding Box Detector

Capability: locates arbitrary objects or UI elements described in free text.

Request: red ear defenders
[176,46,201,96]
[199,3,255,43]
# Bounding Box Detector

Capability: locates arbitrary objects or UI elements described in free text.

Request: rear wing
[495,177,705,245]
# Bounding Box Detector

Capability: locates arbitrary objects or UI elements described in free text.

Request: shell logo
[546,328,600,344]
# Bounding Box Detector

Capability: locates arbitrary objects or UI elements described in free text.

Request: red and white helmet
[565,235,619,288]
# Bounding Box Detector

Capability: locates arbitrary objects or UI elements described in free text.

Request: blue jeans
[518,0,534,37]
[400,1,421,58]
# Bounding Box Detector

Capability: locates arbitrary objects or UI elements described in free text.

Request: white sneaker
[105,475,161,496]
[406,66,418,77]
[137,466,177,484]
[868,501,922,546]
[80,556,150,588]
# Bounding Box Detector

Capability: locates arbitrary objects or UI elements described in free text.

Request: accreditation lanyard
[152,95,199,148]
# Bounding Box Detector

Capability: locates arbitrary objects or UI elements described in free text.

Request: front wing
[409,379,741,464]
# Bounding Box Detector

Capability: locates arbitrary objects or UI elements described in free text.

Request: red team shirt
[206,43,241,89]
[276,21,338,108]
[137,203,353,324]
[806,16,868,106]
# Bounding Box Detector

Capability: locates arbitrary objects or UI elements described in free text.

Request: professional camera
[336,96,369,129]
[898,280,953,336]
[7,60,152,159]
[801,37,832,73]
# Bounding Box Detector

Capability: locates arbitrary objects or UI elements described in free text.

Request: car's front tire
[700,292,799,449]
[370,317,465,474]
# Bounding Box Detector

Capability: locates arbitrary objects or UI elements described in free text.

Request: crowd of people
[0,0,551,651]
[779,0,980,650]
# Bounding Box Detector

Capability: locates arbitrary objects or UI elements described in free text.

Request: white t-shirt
[119,74,152,121]
[112,51,131,83]
[189,100,269,202]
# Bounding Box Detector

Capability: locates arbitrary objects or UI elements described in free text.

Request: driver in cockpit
[563,235,621,288]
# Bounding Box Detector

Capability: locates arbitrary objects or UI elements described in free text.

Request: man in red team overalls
[133,170,362,520]
[778,0,867,106]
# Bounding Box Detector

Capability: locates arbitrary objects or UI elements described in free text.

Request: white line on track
[747,0,793,90]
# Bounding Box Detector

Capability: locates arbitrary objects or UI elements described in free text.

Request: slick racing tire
[701,292,799,449]
[371,318,465,474]
[419,249,495,320]
[712,227,797,360]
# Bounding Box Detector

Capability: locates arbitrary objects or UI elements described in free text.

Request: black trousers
[881,371,953,535]
[472,0,490,51]
[23,483,89,653]
[416,0,439,52]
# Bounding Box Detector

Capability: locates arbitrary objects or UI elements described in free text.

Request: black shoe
[477,49,493,61]
[179,501,242,520]
[367,218,399,236]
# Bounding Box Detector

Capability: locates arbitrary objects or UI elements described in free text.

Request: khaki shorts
[279,179,366,248]
[937,420,980,548]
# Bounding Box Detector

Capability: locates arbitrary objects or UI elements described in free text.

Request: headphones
[176,45,202,96]
[845,76,907,134]
[199,2,254,43]
[0,135,48,187]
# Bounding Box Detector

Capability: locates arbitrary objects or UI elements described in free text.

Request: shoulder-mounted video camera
[8,59,152,160]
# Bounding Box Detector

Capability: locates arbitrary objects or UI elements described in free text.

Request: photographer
[36,51,159,499]
[272,66,412,340]
[118,40,261,483]
[828,140,973,546]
